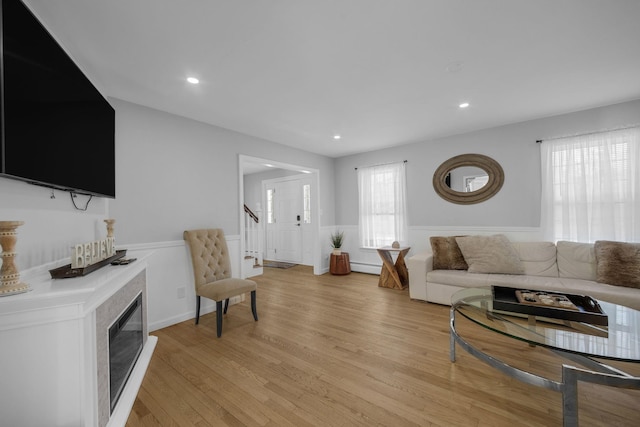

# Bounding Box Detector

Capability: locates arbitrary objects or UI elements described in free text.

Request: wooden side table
[330,252,351,275]
[376,246,410,289]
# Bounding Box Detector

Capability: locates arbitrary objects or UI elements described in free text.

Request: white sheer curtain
[540,126,640,242]
[357,161,408,248]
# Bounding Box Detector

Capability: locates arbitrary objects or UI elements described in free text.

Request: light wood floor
[127,266,640,426]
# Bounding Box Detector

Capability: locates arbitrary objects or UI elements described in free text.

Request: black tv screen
[0,0,116,198]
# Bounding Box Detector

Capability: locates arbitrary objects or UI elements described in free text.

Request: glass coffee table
[450,287,640,426]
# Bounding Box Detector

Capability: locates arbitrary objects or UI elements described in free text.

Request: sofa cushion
[594,240,640,289]
[430,236,468,270]
[428,269,559,290]
[556,241,596,281]
[455,234,524,274]
[510,242,559,277]
[427,269,640,311]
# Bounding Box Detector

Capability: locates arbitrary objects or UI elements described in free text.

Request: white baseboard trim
[149,309,205,332]
[148,295,242,332]
[350,262,381,275]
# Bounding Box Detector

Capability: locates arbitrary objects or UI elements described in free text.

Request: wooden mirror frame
[432,154,504,205]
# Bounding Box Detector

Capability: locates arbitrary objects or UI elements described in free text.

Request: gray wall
[334,98,640,228]
[0,99,336,270]
[0,178,109,270]
[2,96,639,272]
[110,99,336,246]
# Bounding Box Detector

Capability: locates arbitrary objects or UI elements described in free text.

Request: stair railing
[244,204,263,267]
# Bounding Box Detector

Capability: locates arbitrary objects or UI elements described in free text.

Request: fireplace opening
[108,292,143,413]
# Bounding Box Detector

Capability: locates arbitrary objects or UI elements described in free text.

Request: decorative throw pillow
[455,234,525,274]
[594,240,640,288]
[430,236,468,270]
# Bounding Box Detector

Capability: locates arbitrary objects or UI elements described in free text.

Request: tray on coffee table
[492,285,608,326]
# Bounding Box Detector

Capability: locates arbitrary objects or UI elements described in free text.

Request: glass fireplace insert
[108,292,143,413]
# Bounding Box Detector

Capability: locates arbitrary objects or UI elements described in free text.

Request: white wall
[105,99,336,328]
[105,101,336,327]
[109,99,336,245]
[0,98,336,330]
[332,98,640,268]
[336,99,640,228]
[126,237,243,331]
[3,97,640,328]
[0,179,109,270]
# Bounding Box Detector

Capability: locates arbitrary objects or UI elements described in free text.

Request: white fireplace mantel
[0,250,157,427]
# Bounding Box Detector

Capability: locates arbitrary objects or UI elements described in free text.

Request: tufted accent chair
[183,228,258,337]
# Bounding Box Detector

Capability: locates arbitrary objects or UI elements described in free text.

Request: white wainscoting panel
[125,235,243,331]
[116,229,542,331]
[321,225,543,275]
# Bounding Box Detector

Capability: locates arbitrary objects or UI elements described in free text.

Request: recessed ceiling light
[300,170,311,174]
[459,102,470,108]
[333,135,341,140]
[186,77,199,84]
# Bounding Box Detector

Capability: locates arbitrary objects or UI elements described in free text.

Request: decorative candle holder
[104,219,116,238]
[0,221,29,296]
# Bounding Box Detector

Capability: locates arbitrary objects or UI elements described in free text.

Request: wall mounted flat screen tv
[0,0,116,198]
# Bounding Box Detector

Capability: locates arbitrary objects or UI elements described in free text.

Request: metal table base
[450,304,640,426]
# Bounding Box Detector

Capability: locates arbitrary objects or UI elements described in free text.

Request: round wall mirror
[433,154,504,204]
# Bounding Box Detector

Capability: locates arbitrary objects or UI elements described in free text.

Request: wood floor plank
[127,265,640,426]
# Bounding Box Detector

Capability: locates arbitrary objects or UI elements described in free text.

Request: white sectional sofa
[407,237,640,311]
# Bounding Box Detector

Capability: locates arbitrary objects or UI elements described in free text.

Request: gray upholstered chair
[183,228,258,337]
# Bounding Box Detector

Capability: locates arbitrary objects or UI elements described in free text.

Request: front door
[264,176,313,264]
[273,179,302,263]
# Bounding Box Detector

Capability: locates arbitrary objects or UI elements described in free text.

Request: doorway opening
[239,155,321,276]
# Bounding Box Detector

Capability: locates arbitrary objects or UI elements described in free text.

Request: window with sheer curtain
[540,126,640,243]
[357,161,408,248]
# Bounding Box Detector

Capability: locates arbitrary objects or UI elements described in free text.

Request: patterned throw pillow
[455,234,525,274]
[594,240,640,288]
[430,236,468,270]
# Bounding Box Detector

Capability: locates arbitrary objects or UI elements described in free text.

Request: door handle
[296,223,301,226]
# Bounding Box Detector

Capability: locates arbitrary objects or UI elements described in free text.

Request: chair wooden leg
[223,298,230,314]
[195,296,201,325]
[251,290,258,321]
[215,300,223,337]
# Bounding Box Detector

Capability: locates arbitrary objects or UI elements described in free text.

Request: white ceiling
[25,0,640,158]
